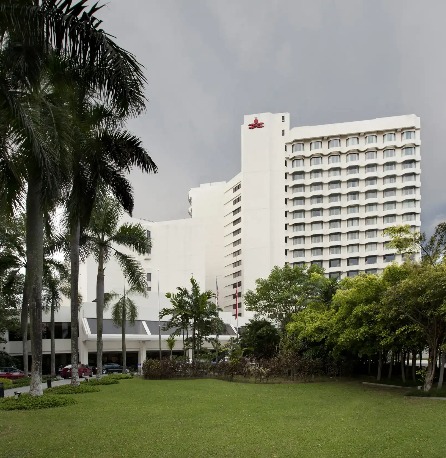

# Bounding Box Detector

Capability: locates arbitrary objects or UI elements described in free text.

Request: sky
[98,0,446,233]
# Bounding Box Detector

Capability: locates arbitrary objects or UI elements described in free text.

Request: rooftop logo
[248,117,264,129]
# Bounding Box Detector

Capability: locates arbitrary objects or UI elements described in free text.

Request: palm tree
[111,286,146,373]
[85,193,149,377]
[1,0,148,395]
[166,336,176,360]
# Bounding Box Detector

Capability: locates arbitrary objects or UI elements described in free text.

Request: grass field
[1,378,445,457]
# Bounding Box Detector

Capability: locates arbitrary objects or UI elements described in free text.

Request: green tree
[85,194,149,376]
[162,278,224,361]
[239,319,280,359]
[111,286,145,373]
[166,336,176,360]
[244,264,336,331]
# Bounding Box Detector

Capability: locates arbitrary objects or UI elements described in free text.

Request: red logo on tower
[248,117,264,129]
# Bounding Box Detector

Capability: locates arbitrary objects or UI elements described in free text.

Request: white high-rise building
[188,112,421,319]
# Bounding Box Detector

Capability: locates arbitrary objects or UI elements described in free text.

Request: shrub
[88,377,119,386]
[0,394,76,411]
[45,384,100,395]
[142,359,211,379]
[0,377,13,389]
[12,377,31,388]
[107,373,133,380]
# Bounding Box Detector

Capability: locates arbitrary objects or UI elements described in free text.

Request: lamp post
[157,269,162,360]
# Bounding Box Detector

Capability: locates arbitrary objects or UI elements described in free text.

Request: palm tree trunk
[70,221,80,385]
[26,170,44,396]
[96,247,105,378]
[50,300,55,377]
[122,296,126,373]
[21,279,29,376]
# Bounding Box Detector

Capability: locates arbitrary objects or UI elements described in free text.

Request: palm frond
[113,250,147,294]
[110,223,150,255]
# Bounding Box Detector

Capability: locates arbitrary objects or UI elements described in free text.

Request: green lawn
[1,378,445,457]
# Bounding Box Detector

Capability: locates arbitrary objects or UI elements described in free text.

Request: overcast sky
[99,0,445,233]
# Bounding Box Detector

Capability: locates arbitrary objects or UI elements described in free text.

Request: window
[311,260,323,267]
[311,183,323,192]
[233,249,241,257]
[365,243,377,252]
[329,272,341,279]
[329,259,341,267]
[383,188,396,197]
[347,231,359,240]
[329,168,341,177]
[233,183,241,193]
[347,152,359,162]
[366,135,377,144]
[292,185,305,193]
[347,166,359,175]
[329,233,341,242]
[402,130,415,140]
[402,213,417,222]
[365,217,377,226]
[310,141,322,151]
[293,223,305,232]
[402,187,416,196]
[365,151,377,160]
[347,257,359,265]
[311,235,324,243]
[293,210,305,219]
[383,133,396,142]
[233,207,241,216]
[346,137,359,146]
[233,196,241,205]
[383,176,396,185]
[366,164,377,173]
[366,230,378,238]
[365,190,377,199]
[383,201,397,210]
[312,248,323,256]
[233,239,241,247]
[402,173,416,182]
[347,205,359,214]
[310,169,323,179]
[147,273,152,283]
[347,270,359,277]
[233,260,242,268]
[292,143,304,152]
[366,256,377,264]
[292,158,304,167]
[402,200,416,209]
[366,203,378,212]
[347,244,359,253]
[347,192,359,201]
[329,139,341,148]
[233,228,241,236]
[293,250,305,258]
[329,220,341,229]
[329,207,341,216]
[384,254,395,262]
[329,181,341,190]
[384,149,395,158]
[233,217,241,225]
[347,218,359,227]
[293,237,305,245]
[293,262,306,268]
[347,179,359,188]
[292,172,305,181]
[311,208,323,217]
[365,177,377,186]
[383,215,397,224]
[310,157,323,167]
[403,160,416,169]
[311,222,324,230]
[328,155,340,164]
[293,197,305,206]
[402,147,415,157]
[384,162,396,171]
[330,246,341,254]
[365,269,378,275]
[310,195,323,204]
[329,194,341,203]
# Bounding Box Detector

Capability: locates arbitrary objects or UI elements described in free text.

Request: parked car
[102,363,126,374]
[61,364,92,379]
[0,367,25,380]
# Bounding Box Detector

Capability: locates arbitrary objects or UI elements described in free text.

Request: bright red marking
[248,117,264,129]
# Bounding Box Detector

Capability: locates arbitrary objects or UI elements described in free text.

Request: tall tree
[111,285,146,373]
[84,194,149,377]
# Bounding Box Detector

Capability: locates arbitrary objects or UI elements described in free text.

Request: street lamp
[157,269,162,360]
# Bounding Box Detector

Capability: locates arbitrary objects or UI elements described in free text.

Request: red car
[61,364,92,379]
[0,367,25,380]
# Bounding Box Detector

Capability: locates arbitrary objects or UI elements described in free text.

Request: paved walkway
[2,377,87,398]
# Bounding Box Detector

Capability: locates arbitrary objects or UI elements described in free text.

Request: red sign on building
[248,117,264,129]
